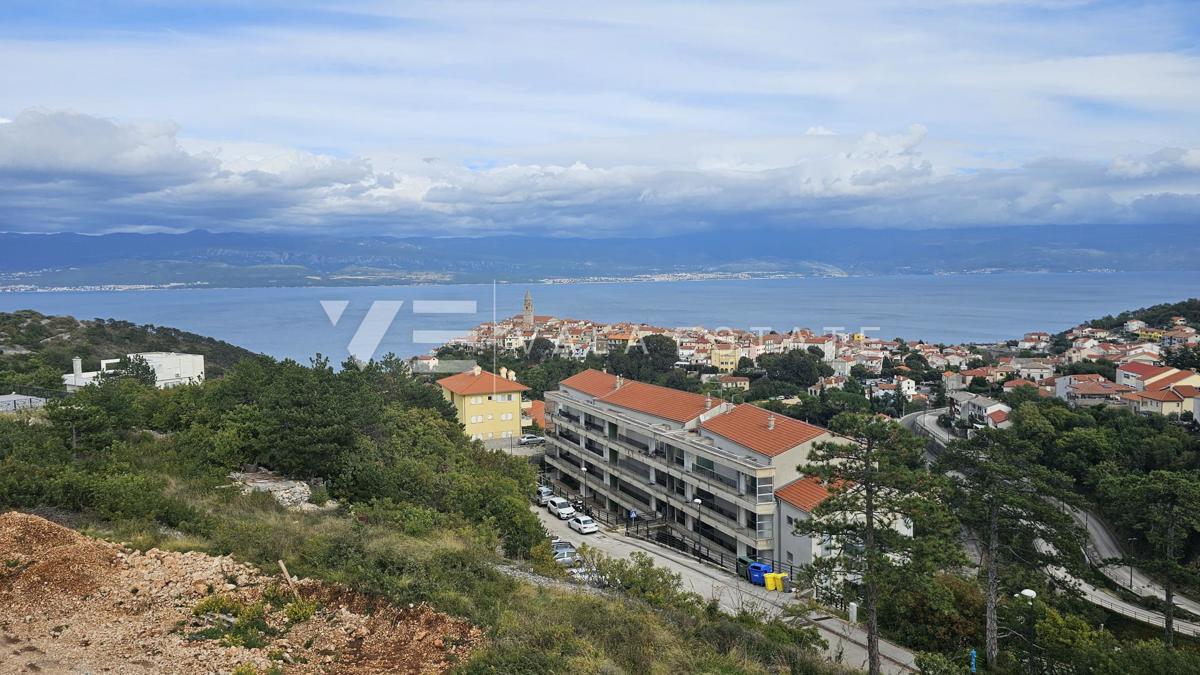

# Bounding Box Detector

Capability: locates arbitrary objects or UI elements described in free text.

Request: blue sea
[0,273,1194,362]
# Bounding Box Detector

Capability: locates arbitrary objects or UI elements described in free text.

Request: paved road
[1036,541,1200,638]
[1068,504,1200,618]
[904,408,1200,628]
[534,506,918,674]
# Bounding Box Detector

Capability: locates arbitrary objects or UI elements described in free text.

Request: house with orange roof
[774,474,915,569]
[438,366,531,443]
[1123,385,1200,418]
[544,369,836,560]
[1054,373,1134,406]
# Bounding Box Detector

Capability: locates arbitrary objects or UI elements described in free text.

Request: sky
[1,0,1198,236]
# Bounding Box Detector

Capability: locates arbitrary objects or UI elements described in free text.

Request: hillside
[1084,298,1200,331]
[0,310,258,389]
[3,225,1200,289]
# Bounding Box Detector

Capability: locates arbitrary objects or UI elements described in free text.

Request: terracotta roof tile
[528,400,546,427]
[437,369,529,396]
[775,476,832,512]
[1118,362,1172,378]
[596,380,715,423]
[558,369,619,397]
[700,404,828,457]
[1146,370,1198,391]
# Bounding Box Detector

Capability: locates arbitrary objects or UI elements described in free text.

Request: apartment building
[542,369,834,559]
[438,366,531,441]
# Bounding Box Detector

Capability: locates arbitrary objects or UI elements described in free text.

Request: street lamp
[1015,589,1037,675]
[1127,537,1137,589]
[580,464,587,503]
[693,497,704,559]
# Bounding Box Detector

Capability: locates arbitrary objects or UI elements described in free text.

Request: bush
[284,597,317,623]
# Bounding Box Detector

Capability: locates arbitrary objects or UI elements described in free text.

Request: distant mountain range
[1,224,1196,289]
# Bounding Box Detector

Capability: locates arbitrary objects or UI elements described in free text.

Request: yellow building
[438,366,530,442]
[711,343,740,373]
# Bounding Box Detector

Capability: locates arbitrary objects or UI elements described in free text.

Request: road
[534,507,918,674]
[903,407,1200,629]
[1068,504,1200,618]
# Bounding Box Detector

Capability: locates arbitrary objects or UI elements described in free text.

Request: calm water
[0,273,1194,361]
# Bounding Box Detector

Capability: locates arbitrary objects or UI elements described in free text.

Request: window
[470,396,482,404]
[756,514,773,540]
[470,415,484,424]
[487,414,493,420]
[786,552,794,564]
[756,474,774,504]
[500,413,513,421]
[786,515,794,526]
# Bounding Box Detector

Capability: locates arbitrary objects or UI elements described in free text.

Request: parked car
[533,485,554,505]
[568,515,598,534]
[550,538,575,553]
[519,434,544,445]
[546,496,576,519]
[554,548,579,566]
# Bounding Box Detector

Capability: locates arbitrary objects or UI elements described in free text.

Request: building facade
[63,352,204,391]
[542,369,834,560]
[438,366,531,441]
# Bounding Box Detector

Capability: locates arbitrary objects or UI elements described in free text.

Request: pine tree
[1099,470,1200,648]
[936,427,1079,669]
[795,412,933,675]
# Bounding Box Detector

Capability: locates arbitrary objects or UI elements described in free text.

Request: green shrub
[284,598,317,623]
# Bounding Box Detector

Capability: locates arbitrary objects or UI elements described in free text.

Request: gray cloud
[0,108,1196,236]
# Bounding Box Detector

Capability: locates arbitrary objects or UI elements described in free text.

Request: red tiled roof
[1003,379,1037,389]
[1131,389,1184,402]
[555,369,616,397]
[987,410,1010,424]
[775,476,832,512]
[700,404,828,457]
[528,400,546,427]
[1118,362,1172,378]
[437,369,529,395]
[1069,380,1133,396]
[1146,370,1196,391]
[595,380,715,423]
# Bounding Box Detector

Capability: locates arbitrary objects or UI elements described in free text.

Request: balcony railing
[691,464,740,491]
[617,433,649,451]
[615,457,651,480]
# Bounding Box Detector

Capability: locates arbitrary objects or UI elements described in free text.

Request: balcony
[584,438,606,457]
[615,456,651,480]
[617,433,649,451]
[691,464,739,491]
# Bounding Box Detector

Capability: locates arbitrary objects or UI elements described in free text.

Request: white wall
[133,352,205,388]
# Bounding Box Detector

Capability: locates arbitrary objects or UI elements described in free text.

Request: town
[418,292,1200,439]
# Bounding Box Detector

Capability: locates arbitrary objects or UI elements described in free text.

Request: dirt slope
[0,512,482,674]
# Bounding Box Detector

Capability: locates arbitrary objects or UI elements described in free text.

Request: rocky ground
[0,512,483,674]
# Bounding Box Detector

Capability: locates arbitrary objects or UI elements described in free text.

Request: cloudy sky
[1,0,1198,236]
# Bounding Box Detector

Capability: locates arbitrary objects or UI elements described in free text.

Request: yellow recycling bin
[764,572,780,591]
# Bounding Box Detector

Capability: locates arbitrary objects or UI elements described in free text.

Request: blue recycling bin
[747,562,772,586]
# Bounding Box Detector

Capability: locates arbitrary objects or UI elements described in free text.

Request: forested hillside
[0,310,257,391]
[1085,298,1200,330]
[0,349,840,674]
